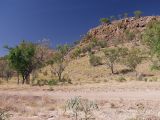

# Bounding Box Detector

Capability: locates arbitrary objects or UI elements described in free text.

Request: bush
[0,108,10,120]
[48,79,58,86]
[100,18,110,24]
[65,97,98,120]
[97,40,107,48]
[123,48,143,71]
[89,54,102,66]
[103,48,121,74]
[36,79,48,86]
[134,10,143,19]
[81,45,92,53]
[116,76,126,82]
[125,29,135,41]
[71,47,82,58]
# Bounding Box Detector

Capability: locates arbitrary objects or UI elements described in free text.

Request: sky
[0,0,160,56]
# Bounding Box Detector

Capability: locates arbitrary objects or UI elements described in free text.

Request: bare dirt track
[1,81,160,120]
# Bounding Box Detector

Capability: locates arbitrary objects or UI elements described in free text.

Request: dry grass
[1,82,160,119]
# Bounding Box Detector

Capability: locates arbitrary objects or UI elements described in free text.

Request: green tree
[134,10,143,19]
[143,21,160,70]
[71,47,82,59]
[49,44,69,82]
[89,54,102,66]
[100,18,110,24]
[123,48,143,71]
[103,48,120,74]
[143,21,160,54]
[6,41,36,84]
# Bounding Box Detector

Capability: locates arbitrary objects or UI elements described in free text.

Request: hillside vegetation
[1,16,160,85]
[2,14,160,120]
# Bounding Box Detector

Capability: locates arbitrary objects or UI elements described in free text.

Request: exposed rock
[82,16,160,46]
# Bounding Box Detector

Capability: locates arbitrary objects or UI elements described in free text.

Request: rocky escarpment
[66,16,160,59]
[81,16,160,45]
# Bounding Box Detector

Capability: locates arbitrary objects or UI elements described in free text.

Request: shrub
[81,45,92,53]
[148,77,158,82]
[123,48,143,71]
[0,108,10,120]
[100,18,110,24]
[47,79,58,91]
[134,10,143,19]
[103,48,121,74]
[97,40,107,48]
[143,21,160,70]
[89,54,102,66]
[48,79,58,86]
[65,97,98,120]
[116,76,126,82]
[36,79,48,86]
[71,47,82,58]
[125,29,135,41]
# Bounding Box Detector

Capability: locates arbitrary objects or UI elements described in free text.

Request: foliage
[65,97,98,120]
[116,76,126,82]
[81,40,107,55]
[0,57,13,82]
[143,21,160,70]
[81,45,92,53]
[123,48,143,71]
[5,40,50,84]
[150,56,160,71]
[134,10,143,19]
[71,47,82,58]
[100,18,110,24]
[56,44,70,56]
[49,44,69,82]
[48,79,58,86]
[6,41,36,84]
[143,21,160,54]
[92,38,98,46]
[36,79,47,86]
[103,47,122,74]
[97,40,107,48]
[89,54,102,66]
[0,109,10,120]
[125,29,135,41]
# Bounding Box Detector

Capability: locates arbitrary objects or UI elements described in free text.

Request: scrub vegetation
[1,12,160,119]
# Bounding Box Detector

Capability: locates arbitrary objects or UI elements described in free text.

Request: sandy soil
[1,82,160,120]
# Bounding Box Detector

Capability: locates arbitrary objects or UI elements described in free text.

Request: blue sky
[0,0,160,56]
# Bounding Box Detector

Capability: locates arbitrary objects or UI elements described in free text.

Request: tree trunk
[111,64,114,74]
[17,73,19,85]
[58,73,62,82]
[22,75,25,84]
[25,75,30,84]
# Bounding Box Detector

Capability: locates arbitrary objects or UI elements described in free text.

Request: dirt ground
[1,81,160,120]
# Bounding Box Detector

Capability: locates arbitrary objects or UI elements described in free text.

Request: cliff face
[81,16,160,45]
